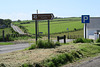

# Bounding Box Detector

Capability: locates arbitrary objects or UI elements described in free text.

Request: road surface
[53,39,74,43]
[11,24,25,34]
[74,56,100,67]
[0,39,73,54]
[0,43,31,54]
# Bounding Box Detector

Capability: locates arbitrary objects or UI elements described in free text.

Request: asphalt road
[62,56,100,67]
[53,39,74,43]
[0,39,73,54]
[0,43,31,54]
[11,24,25,34]
[74,56,100,67]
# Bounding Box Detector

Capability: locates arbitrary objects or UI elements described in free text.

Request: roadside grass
[78,43,100,57]
[22,43,100,67]
[96,38,100,43]
[25,40,61,50]
[73,38,94,43]
[1,35,100,67]
[0,42,14,45]
[24,39,100,67]
[1,42,100,67]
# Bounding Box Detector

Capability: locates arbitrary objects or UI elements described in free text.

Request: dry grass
[0,44,77,67]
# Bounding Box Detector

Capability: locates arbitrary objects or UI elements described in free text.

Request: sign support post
[32,13,54,44]
[37,10,39,36]
[48,20,50,42]
[3,30,5,41]
[35,20,38,44]
[82,15,90,39]
[85,23,87,39]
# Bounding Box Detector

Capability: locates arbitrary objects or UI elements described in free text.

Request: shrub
[73,38,84,43]
[46,41,55,48]
[73,38,93,43]
[96,39,100,43]
[55,42,61,46]
[27,44,36,50]
[26,40,60,50]
[64,53,74,62]
[21,63,33,67]
[37,40,56,48]
[83,39,93,43]
[37,40,45,48]
[0,63,6,67]
[44,50,83,67]
[0,36,14,42]
[44,61,55,67]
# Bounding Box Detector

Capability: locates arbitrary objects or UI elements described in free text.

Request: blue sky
[0,0,100,20]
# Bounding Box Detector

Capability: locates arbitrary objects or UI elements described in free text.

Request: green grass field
[13,17,84,35]
[0,42,14,45]
[0,28,12,36]
[51,29,84,38]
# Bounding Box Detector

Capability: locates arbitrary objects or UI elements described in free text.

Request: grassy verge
[25,40,60,50]
[1,42,100,67]
[0,42,14,45]
[22,43,100,67]
[42,44,100,67]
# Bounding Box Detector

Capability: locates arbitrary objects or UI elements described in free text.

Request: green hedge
[73,38,93,43]
[96,39,100,43]
[26,40,61,50]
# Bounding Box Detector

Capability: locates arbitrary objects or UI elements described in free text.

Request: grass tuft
[96,39,100,43]
[73,38,93,43]
[26,40,61,50]
[43,50,82,67]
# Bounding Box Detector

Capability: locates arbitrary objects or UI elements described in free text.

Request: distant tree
[0,19,4,25]
[17,19,21,22]
[4,19,12,27]
[0,19,12,27]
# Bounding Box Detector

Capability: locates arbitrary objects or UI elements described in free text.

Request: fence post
[6,34,9,41]
[2,30,5,41]
[64,35,66,43]
[57,36,59,42]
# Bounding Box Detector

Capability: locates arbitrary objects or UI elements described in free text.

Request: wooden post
[2,30,5,41]
[64,35,66,43]
[35,20,38,44]
[57,36,59,42]
[48,20,50,42]
[85,23,87,39]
